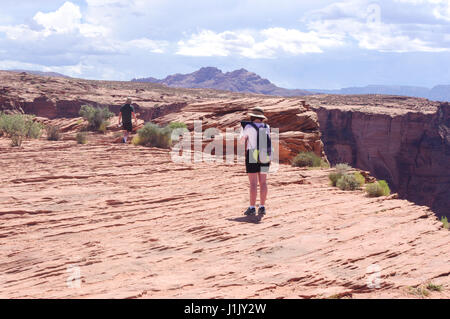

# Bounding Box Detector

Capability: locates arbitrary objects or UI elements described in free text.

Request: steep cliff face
[310,97,449,217]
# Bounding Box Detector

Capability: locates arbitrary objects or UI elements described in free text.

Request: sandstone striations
[1,71,449,299]
[0,134,448,299]
[306,95,449,217]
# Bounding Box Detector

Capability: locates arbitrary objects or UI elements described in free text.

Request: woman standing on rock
[240,107,271,218]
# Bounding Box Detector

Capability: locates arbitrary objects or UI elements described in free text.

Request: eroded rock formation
[0,71,325,163]
[307,95,449,217]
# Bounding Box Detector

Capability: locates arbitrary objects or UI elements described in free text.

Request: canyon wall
[310,99,449,217]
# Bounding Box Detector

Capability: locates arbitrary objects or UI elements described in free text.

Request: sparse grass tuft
[441,216,449,229]
[46,125,61,141]
[76,132,87,144]
[426,283,443,292]
[292,151,327,168]
[408,285,430,297]
[98,121,108,134]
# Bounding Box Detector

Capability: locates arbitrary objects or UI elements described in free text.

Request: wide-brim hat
[248,107,267,119]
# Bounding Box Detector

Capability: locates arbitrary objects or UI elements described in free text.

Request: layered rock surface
[0,135,448,299]
[305,95,449,217]
[0,71,325,163]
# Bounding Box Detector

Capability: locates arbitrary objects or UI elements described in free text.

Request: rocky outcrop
[0,70,326,163]
[153,98,325,163]
[308,95,449,217]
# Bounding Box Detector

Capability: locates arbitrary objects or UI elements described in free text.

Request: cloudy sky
[0,0,449,89]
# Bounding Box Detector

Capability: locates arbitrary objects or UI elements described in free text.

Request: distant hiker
[240,107,271,217]
[118,97,138,143]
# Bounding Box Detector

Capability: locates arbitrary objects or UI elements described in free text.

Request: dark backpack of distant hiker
[241,121,272,164]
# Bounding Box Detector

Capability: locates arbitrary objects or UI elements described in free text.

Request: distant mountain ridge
[132,67,311,97]
[309,85,450,102]
[8,69,70,78]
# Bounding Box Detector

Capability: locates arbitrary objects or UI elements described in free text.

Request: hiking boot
[244,207,256,216]
[258,206,266,216]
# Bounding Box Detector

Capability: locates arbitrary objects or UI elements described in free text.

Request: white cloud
[305,0,450,53]
[127,38,169,53]
[177,30,255,57]
[33,2,82,35]
[86,0,130,5]
[0,2,109,41]
[176,28,344,58]
[0,1,166,61]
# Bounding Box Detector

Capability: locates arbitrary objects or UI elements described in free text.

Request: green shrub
[354,172,366,187]
[328,171,342,186]
[378,180,391,196]
[0,113,42,146]
[365,180,391,197]
[79,105,113,132]
[292,151,325,167]
[441,216,449,230]
[336,174,361,191]
[76,132,87,144]
[135,123,172,148]
[46,125,61,141]
[328,163,353,186]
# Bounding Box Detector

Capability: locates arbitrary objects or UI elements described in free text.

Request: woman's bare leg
[248,173,258,207]
[258,172,268,206]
